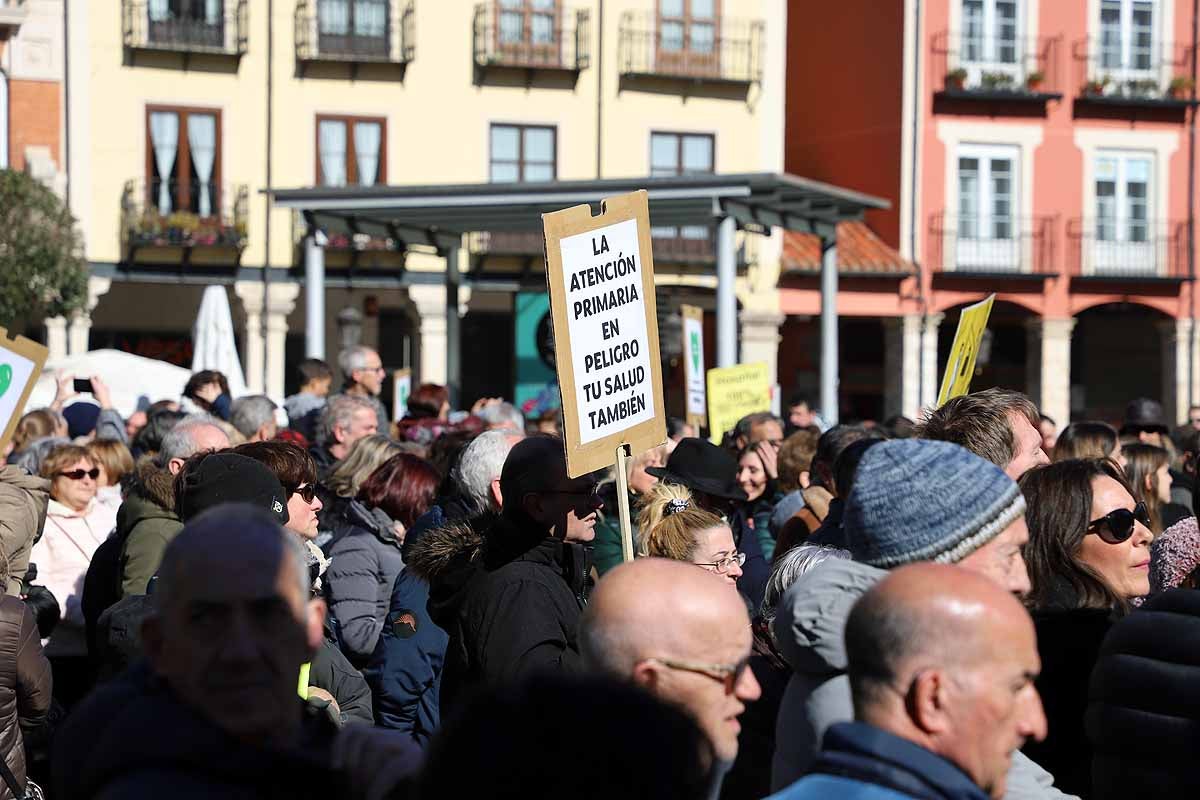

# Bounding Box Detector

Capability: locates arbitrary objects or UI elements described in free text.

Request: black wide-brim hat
[1121,397,1170,436]
[646,437,748,502]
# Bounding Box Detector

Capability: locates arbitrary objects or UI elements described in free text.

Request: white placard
[560,218,656,444]
[683,311,705,421]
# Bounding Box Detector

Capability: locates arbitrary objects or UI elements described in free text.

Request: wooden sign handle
[613,443,634,563]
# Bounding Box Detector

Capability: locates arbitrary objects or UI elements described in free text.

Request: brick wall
[7,79,60,170]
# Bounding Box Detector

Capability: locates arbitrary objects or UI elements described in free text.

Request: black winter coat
[1022,588,1116,800]
[425,514,591,714]
[1087,589,1200,799]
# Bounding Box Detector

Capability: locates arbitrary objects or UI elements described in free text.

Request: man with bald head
[580,558,761,793]
[426,434,604,711]
[771,564,1047,800]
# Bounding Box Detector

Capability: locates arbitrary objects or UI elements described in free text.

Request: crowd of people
[0,345,1198,798]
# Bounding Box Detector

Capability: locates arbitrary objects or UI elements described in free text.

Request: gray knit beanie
[845,439,1026,568]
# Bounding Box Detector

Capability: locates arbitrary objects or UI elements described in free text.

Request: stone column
[919,313,944,412]
[883,314,923,420]
[739,309,784,392]
[264,283,300,401]
[1160,318,1198,428]
[408,284,448,386]
[67,276,112,355]
[44,317,68,361]
[233,282,267,395]
[1026,318,1075,426]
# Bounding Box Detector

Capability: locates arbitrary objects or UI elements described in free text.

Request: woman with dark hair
[325,453,439,664]
[394,384,485,448]
[1019,458,1154,797]
[180,370,232,420]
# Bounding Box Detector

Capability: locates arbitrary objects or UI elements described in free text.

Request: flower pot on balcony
[1169,76,1194,99]
[945,69,968,91]
[1082,77,1110,97]
[1025,71,1045,92]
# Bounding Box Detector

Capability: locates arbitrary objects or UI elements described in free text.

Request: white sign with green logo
[681,305,706,430]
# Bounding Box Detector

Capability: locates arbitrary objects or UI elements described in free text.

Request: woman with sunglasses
[31,443,118,707]
[1018,458,1153,798]
[637,483,744,588]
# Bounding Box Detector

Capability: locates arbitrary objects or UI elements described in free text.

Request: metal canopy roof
[268,172,890,247]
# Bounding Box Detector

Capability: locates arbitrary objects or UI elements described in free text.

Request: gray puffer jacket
[771,558,1078,800]
[325,500,405,666]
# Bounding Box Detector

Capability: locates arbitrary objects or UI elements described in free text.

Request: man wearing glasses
[335,346,389,433]
[579,558,762,797]
[426,435,604,713]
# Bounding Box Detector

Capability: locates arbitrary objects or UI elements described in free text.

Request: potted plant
[980,71,1015,90]
[1025,70,1045,91]
[945,68,968,91]
[1082,75,1110,96]
[1125,77,1161,97]
[1169,75,1194,99]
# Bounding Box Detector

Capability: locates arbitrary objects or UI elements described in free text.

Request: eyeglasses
[58,468,99,481]
[288,483,318,504]
[695,552,747,574]
[644,656,752,693]
[1087,502,1151,544]
[542,483,602,498]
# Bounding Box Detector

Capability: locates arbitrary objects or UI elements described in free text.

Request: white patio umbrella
[191,285,248,398]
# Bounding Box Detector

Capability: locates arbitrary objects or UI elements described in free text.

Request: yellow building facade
[63,0,787,402]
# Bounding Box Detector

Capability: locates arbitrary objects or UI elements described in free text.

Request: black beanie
[177,452,290,525]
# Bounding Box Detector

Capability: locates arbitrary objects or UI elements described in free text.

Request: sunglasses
[58,468,100,481]
[1087,502,1151,544]
[288,483,318,503]
[644,656,753,694]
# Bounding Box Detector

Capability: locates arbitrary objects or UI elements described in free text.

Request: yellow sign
[706,362,771,443]
[936,294,996,407]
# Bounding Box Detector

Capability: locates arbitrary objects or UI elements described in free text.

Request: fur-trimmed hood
[125,457,176,513]
[406,513,494,583]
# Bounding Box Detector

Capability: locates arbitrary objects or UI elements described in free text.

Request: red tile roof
[782,221,914,275]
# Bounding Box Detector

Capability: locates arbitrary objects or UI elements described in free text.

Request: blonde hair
[626,442,672,486]
[326,434,404,499]
[636,482,726,561]
[88,439,135,486]
[40,444,94,482]
[13,409,61,453]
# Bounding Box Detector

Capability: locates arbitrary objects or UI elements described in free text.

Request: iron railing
[927,213,1057,274]
[122,179,248,249]
[473,3,590,72]
[1067,218,1187,277]
[932,30,1061,97]
[295,0,415,64]
[618,10,762,84]
[122,0,248,56]
[467,228,745,265]
[1073,38,1194,102]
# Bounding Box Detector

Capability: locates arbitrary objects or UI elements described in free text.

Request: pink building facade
[784,0,1200,426]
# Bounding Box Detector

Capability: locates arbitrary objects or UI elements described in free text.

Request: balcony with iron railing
[473,3,590,75]
[1073,39,1196,108]
[932,31,1062,104]
[122,0,248,58]
[617,11,763,86]
[122,179,248,257]
[927,213,1057,275]
[466,227,748,268]
[295,0,414,68]
[1067,218,1187,279]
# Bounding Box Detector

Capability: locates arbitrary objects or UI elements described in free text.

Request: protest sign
[392,368,412,422]
[937,294,996,407]
[706,362,771,443]
[681,304,706,431]
[543,190,666,562]
[0,328,49,453]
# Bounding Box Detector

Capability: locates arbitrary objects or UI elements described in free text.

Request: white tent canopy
[27,350,192,419]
